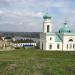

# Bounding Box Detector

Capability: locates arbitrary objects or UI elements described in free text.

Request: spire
[64,17,68,25]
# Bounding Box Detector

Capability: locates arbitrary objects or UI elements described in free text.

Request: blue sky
[0,0,75,32]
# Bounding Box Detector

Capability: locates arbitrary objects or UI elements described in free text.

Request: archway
[47,25,49,32]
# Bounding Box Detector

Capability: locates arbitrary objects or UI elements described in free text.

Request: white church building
[40,13,75,51]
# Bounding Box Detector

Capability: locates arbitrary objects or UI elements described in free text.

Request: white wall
[40,32,75,51]
[40,33,46,50]
[63,35,75,51]
[45,35,62,50]
[43,22,52,33]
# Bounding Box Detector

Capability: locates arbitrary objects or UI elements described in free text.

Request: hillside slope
[0,48,75,75]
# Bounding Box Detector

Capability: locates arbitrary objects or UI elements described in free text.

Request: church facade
[40,14,75,51]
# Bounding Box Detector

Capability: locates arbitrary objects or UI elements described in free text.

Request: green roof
[59,22,71,33]
[55,33,63,42]
[55,35,62,42]
[43,13,51,19]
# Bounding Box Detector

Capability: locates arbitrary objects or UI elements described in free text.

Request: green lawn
[0,48,75,75]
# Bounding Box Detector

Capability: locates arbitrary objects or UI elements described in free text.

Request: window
[47,25,49,32]
[68,30,71,32]
[67,44,68,49]
[59,30,60,33]
[69,39,73,42]
[50,37,52,40]
[49,44,52,49]
[70,44,72,49]
[57,44,60,49]
[73,44,75,49]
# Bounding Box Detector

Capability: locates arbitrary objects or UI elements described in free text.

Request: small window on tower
[47,25,49,32]
[70,44,72,49]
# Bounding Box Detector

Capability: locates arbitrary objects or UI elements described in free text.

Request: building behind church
[0,33,14,50]
[40,13,75,51]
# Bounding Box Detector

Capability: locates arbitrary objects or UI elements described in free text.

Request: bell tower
[43,13,52,33]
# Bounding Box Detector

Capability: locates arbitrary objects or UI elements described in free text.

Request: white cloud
[0,9,43,32]
[0,10,4,14]
[0,0,75,32]
[0,10,43,18]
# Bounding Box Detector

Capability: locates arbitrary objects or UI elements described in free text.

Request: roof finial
[64,17,68,25]
[47,8,49,13]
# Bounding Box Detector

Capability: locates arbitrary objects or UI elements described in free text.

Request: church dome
[59,22,71,33]
[43,13,51,19]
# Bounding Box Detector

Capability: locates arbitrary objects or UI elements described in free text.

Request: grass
[0,48,75,75]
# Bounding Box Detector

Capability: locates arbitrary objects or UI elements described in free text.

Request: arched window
[67,44,68,49]
[57,44,60,49]
[50,37,52,40]
[69,39,73,42]
[49,44,52,49]
[73,44,75,49]
[59,30,60,33]
[47,25,49,32]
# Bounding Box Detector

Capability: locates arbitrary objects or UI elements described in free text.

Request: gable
[55,35,62,42]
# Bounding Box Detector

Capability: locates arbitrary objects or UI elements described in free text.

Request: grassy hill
[0,48,75,75]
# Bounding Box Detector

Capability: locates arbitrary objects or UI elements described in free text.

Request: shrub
[15,47,20,49]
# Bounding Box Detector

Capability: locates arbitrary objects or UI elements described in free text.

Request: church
[40,13,75,51]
